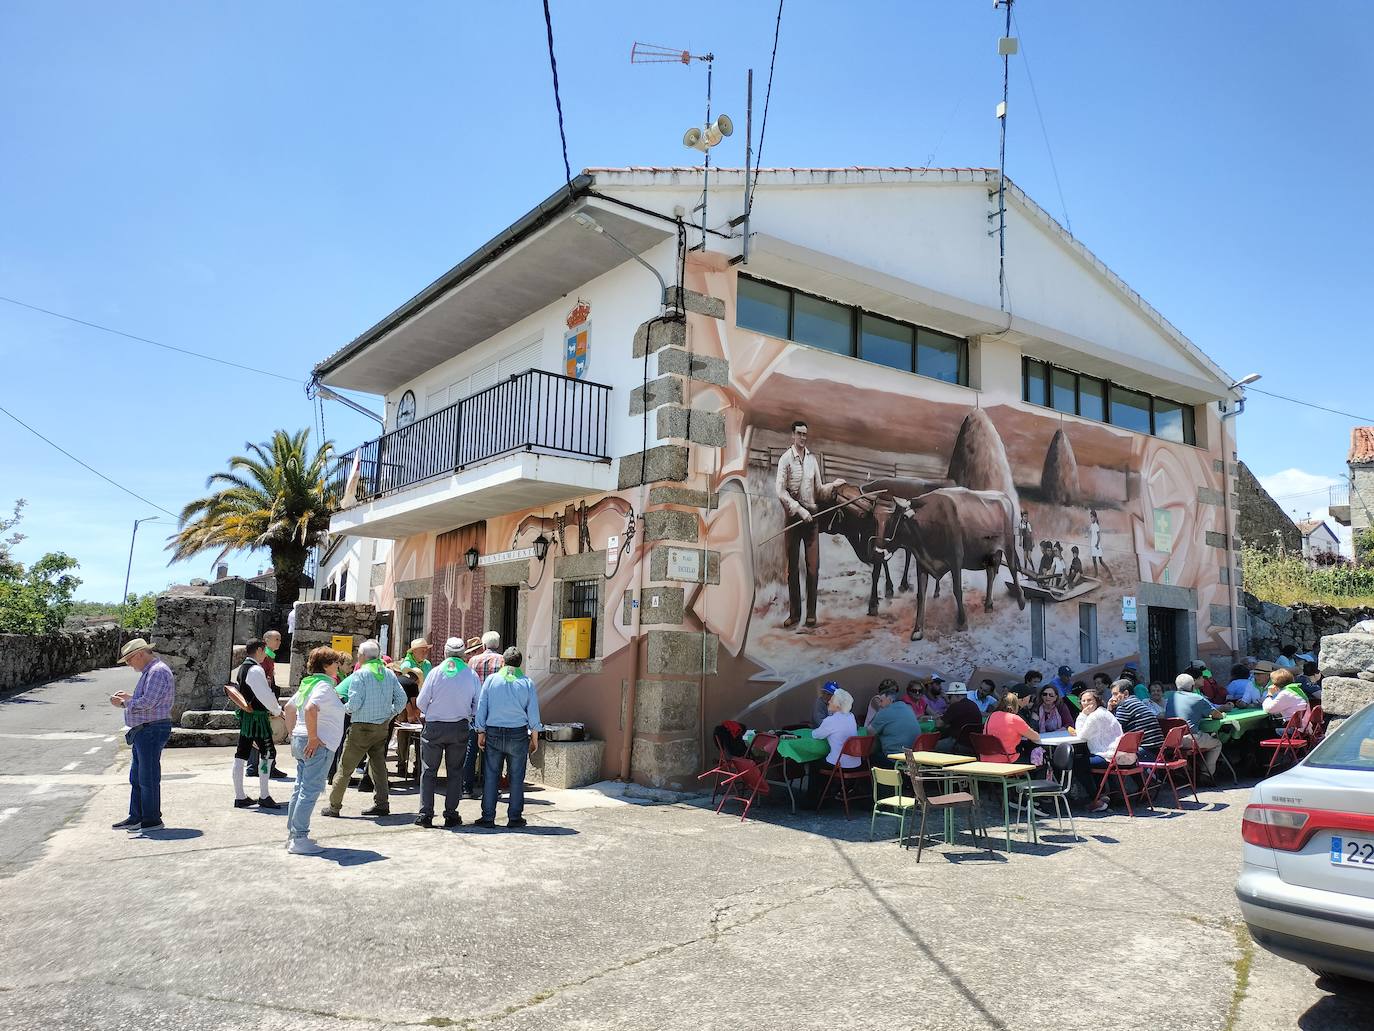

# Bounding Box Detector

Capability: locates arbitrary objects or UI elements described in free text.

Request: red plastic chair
[1137,726,1197,807]
[1260,711,1309,774]
[912,732,941,753]
[698,742,745,804]
[969,732,1017,764]
[1090,731,1153,816]
[1306,705,1326,744]
[816,735,875,819]
[716,733,779,821]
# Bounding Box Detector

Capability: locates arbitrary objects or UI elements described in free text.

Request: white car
[1236,701,1374,983]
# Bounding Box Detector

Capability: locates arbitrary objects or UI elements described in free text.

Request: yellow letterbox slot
[559,618,592,659]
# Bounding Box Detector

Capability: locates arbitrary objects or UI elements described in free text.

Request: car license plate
[1330,836,1374,868]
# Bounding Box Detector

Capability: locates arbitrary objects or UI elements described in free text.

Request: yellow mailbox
[558,618,592,660]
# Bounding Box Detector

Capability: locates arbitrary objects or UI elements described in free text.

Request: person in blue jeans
[109,639,176,833]
[285,647,347,855]
[474,647,541,829]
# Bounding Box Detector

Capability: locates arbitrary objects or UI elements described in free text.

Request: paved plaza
[1,668,1370,1030]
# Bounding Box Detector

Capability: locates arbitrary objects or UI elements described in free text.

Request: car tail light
[1242,805,1313,851]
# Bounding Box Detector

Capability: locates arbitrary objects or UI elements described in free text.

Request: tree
[0,500,83,634]
[168,429,337,612]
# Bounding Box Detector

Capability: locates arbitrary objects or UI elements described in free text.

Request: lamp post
[1221,373,1262,661]
[121,516,161,627]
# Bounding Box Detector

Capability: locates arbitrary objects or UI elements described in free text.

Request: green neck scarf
[363,658,385,678]
[502,666,526,681]
[293,673,334,706]
[264,647,277,660]
[441,656,468,675]
[1282,683,1310,703]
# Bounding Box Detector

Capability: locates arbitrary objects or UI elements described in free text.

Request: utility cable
[747,0,784,215]
[542,0,573,186]
[0,294,299,384]
[0,402,179,518]
[1246,387,1374,424]
[1012,9,1071,234]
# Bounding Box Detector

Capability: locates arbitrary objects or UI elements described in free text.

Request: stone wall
[1236,461,1301,555]
[287,602,378,689]
[1243,591,1374,659]
[1317,632,1374,727]
[151,594,236,721]
[0,626,147,692]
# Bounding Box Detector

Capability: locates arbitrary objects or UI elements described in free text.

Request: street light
[116,515,161,659]
[311,383,385,426]
[571,212,669,307]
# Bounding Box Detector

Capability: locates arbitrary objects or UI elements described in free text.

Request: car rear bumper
[1237,864,1374,982]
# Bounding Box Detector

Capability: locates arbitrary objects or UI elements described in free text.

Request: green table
[1203,707,1271,740]
[772,728,872,813]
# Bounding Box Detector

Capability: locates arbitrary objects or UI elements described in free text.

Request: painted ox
[821,477,943,616]
[875,486,1027,640]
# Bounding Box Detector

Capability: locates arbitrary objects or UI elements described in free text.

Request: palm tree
[169,429,337,611]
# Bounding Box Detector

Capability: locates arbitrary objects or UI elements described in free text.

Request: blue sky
[2,1,1369,600]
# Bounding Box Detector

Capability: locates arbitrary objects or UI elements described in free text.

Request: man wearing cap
[1050,666,1075,698]
[109,639,175,831]
[937,683,982,754]
[867,682,919,769]
[1191,661,1229,708]
[462,632,504,798]
[474,647,541,829]
[415,638,481,828]
[399,638,433,678]
[923,675,949,718]
[812,681,838,728]
[321,639,407,819]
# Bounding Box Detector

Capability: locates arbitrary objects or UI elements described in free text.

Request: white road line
[0,732,106,741]
[29,784,54,794]
[85,746,102,755]
[104,735,117,743]
[61,762,80,772]
[0,807,19,825]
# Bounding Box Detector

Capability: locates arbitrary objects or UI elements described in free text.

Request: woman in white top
[1262,668,1311,727]
[1072,688,1122,813]
[813,687,861,769]
[286,646,347,854]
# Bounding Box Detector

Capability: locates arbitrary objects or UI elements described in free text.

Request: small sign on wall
[331,635,355,656]
[565,299,591,379]
[666,547,702,582]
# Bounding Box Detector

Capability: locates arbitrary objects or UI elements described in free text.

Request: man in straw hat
[415,637,482,828]
[109,639,175,832]
[462,632,504,798]
[399,637,433,678]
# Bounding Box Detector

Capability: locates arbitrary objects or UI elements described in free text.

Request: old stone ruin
[1316,631,1374,732]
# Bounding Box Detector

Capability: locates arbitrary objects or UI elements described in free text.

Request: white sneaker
[288,837,324,855]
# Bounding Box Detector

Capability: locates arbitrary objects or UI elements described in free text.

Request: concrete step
[169,728,239,748]
[180,710,239,730]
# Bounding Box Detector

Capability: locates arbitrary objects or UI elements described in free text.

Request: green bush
[1243,546,1374,607]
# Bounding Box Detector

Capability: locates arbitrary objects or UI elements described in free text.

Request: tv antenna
[632,41,730,249]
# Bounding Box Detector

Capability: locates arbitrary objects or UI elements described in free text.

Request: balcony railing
[332,369,611,504]
[1330,483,1350,509]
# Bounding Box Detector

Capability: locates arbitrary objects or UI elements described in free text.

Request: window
[1079,603,1099,664]
[737,274,969,386]
[1022,357,1196,444]
[860,313,914,372]
[339,568,349,601]
[1051,368,1077,414]
[1030,598,1046,659]
[564,578,600,658]
[917,328,964,384]
[737,276,791,339]
[405,598,427,644]
[792,293,853,355]
[1023,358,1047,405]
[1304,701,1374,773]
[1109,385,1152,435]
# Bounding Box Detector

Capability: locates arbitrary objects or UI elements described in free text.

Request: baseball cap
[1057,665,1072,678]
[821,681,839,694]
[931,673,946,683]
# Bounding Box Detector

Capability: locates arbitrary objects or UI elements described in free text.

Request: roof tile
[1351,426,1374,464]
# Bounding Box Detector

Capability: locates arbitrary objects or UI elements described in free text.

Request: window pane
[1024,359,1047,405]
[1051,368,1077,413]
[736,277,790,339]
[859,314,914,372]
[792,293,853,354]
[917,329,963,383]
[1306,703,1374,772]
[1109,385,1152,434]
[1183,405,1196,446]
[1078,376,1105,421]
[1154,398,1186,442]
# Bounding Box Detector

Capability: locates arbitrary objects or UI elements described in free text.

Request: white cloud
[1256,467,1353,557]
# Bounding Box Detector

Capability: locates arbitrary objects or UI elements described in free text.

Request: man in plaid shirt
[463,632,505,798]
[109,638,176,832]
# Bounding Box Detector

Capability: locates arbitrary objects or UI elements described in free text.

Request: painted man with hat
[462,631,504,798]
[109,638,175,832]
[415,637,482,828]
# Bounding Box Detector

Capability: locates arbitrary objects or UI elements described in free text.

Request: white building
[1296,518,1341,562]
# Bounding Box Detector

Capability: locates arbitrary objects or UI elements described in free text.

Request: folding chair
[870,766,915,842]
[969,732,1017,764]
[1260,712,1309,774]
[698,741,744,805]
[1138,726,1198,807]
[816,735,875,819]
[716,733,779,821]
[1014,743,1080,841]
[912,732,941,753]
[1306,705,1326,744]
[902,748,990,861]
[1090,731,1153,816]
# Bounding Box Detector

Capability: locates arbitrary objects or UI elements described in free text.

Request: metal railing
[332,369,611,503]
[1330,482,1350,509]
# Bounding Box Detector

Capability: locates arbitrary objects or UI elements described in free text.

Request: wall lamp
[571,211,669,308]
[464,546,480,571]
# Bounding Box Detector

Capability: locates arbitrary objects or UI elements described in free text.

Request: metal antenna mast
[991,0,1016,313]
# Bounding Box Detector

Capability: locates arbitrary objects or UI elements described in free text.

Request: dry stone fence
[287,602,378,690]
[1317,631,1374,731]
[151,594,235,721]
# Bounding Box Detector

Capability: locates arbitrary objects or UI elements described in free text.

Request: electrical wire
[0,402,178,518]
[0,294,299,384]
[1246,387,1374,424]
[1012,10,1071,234]
[542,0,572,186]
[747,0,784,215]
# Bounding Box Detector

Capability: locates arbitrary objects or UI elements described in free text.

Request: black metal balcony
[332,369,611,504]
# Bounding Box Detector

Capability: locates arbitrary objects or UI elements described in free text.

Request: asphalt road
[0,665,137,875]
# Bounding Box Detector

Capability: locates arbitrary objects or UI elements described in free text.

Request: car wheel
[1308,967,1372,989]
